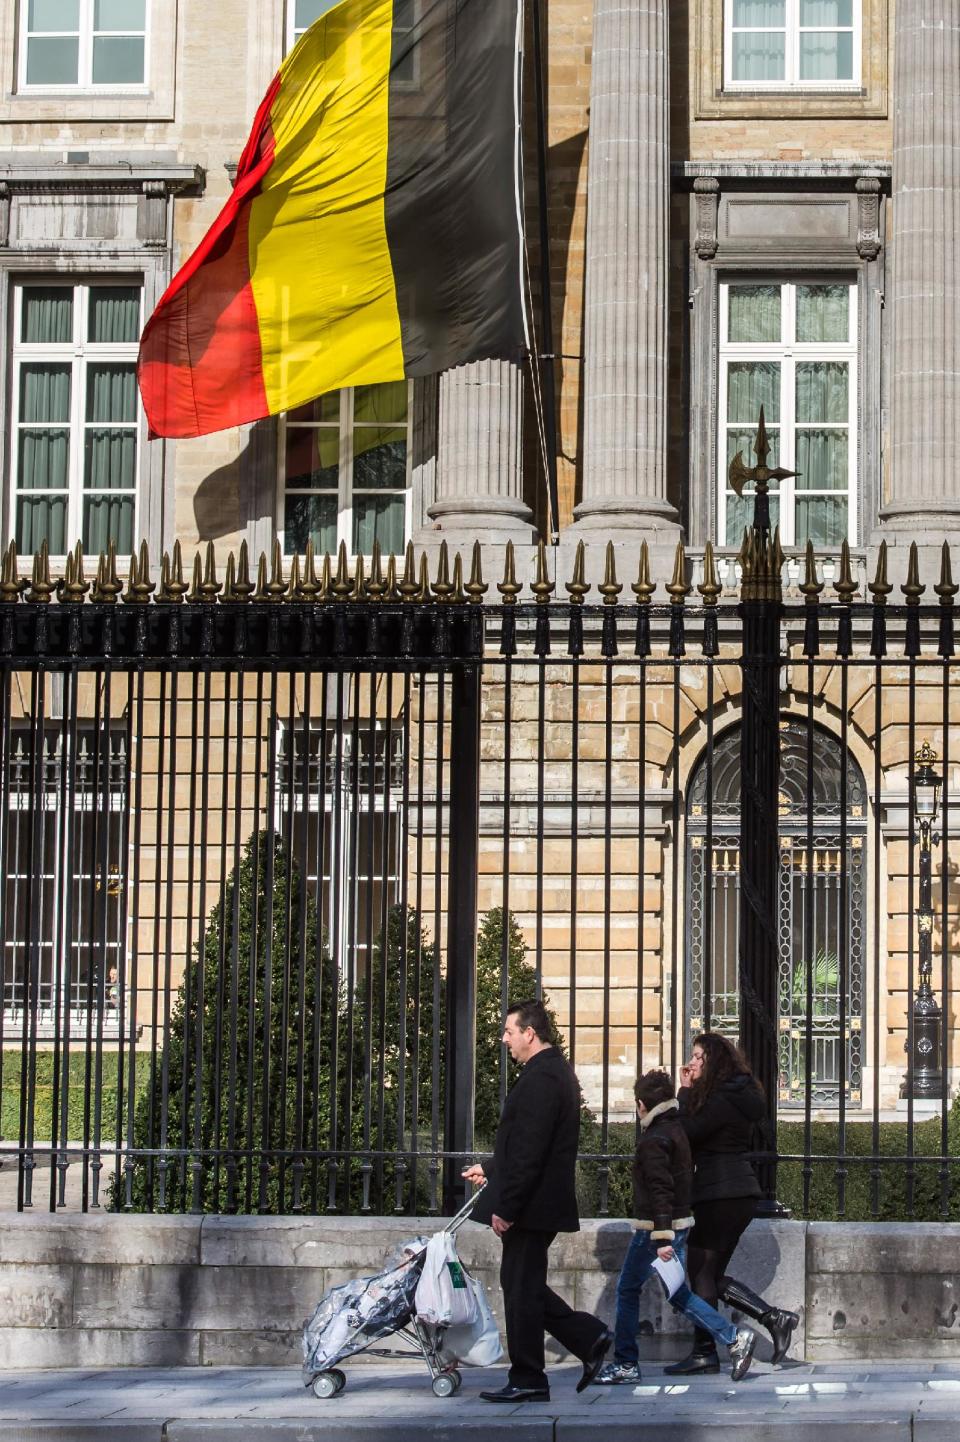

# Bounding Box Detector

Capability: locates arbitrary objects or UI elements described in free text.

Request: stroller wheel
[431,1372,458,1398]
[451,1370,462,1392]
[330,1369,347,1394]
[312,1372,342,1399]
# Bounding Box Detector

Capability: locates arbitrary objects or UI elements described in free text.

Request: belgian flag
[138,0,526,439]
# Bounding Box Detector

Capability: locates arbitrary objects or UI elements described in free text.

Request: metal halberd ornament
[728,404,797,538]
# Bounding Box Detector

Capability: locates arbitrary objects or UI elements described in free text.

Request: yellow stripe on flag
[249,0,405,415]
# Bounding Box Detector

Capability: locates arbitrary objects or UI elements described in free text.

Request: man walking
[462,999,612,1403]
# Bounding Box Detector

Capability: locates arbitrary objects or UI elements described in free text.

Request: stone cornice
[0,161,205,195]
[675,161,891,187]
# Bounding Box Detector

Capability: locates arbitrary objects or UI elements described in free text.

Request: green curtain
[22,288,72,344]
[796,428,848,489]
[732,32,785,81]
[353,495,406,556]
[728,285,781,343]
[87,364,137,423]
[727,361,780,423]
[800,0,852,23]
[796,362,848,422]
[796,285,849,342]
[733,0,785,23]
[89,288,141,344]
[799,31,853,79]
[796,497,848,546]
[83,496,134,555]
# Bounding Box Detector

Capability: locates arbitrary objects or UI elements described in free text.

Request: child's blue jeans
[613,1227,737,1365]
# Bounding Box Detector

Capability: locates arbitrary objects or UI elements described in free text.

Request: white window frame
[285,0,419,85]
[277,383,414,559]
[718,279,858,548]
[17,0,150,93]
[9,278,144,564]
[723,0,860,90]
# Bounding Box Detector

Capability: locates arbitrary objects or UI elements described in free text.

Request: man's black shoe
[479,1385,551,1403]
[663,1349,720,1376]
[576,1328,613,1393]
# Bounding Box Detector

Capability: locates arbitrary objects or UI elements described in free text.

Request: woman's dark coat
[677,1074,764,1204]
[471,1045,582,1232]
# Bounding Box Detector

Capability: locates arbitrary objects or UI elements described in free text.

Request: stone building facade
[1,0,958,1121]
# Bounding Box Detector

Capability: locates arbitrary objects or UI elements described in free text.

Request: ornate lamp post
[900,741,945,1100]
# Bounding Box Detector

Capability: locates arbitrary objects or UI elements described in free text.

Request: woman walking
[665,1032,799,1375]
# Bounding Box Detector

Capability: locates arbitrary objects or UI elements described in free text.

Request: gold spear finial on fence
[350,552,366,602]
[598,541,622,605]
[318,552,332,603]
[800,540,824,604]
[666,539,691,605]
[936,541,959,604]
[901,540,924,605]
[833,538,857,604]
[233,540,254,602]
[566,539,590,604]
[366,542,386,601]
[497,541,521,603]
[123,541,155,603]
[25,539,54,603]
[729,405,797,506]
[252,550,269,602]
[186,550,203,603]
[60,542,89,604]
[867,540,892,604]
[0,542,23,603]
[399,542,418,602]
[157,540,187,603]
[531,540,554,603]
[450,552,465,603]
[331,541,351,602]
[416,552,431,603]
[383,552,399,602]
[698,540,721,606]
[432,541,454,602]
[286,551,302,601]
[631,541,654,605]
[465,541,488,604]
[91,541,122,603]
[300,541,321,602]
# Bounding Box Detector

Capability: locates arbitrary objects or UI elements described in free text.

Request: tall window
[20,0,147,89]
[10,281,142,558]
[719,280,857,547]
[280,382,412,558]
[288,0,416,82]
[3,724,127,1031]
[724,0,858,87]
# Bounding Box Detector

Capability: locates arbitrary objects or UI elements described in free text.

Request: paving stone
[165,1422,555,1441]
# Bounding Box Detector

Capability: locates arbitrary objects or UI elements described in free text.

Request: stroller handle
[444,1180,487,1236]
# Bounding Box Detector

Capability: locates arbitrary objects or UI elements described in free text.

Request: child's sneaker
[593,1361,641,1385]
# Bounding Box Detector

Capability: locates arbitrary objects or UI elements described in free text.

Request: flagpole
[530,0,561,546]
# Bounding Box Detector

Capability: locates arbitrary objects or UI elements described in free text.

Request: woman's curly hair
[687,1031,757,1112]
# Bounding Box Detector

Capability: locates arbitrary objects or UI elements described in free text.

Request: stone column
[422,359,537,546]
[882,0,960,542]
[573,0,680,540]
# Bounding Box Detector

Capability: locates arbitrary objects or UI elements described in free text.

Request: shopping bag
[440,1276,503,1366]
[414,1232,481,1327]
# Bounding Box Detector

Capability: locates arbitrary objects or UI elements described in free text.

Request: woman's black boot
[663,1327,719,1375]
[718,1277,799,1364]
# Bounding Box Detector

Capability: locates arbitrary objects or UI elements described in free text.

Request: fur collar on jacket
[639,1097,679,1131]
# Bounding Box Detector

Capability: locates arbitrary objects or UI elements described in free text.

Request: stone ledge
[0,1213,201,1266]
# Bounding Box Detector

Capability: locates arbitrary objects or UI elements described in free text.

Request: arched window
[686,719,866,1107]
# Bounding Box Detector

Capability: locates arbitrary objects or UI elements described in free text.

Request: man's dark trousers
[500,1226,606,1390]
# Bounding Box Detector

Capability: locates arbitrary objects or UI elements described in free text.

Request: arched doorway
[685,719,867,1108]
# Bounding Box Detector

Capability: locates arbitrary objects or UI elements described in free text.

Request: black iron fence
[0,533,958,1221]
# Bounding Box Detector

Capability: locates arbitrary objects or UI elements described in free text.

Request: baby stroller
[302,1189,493,1399]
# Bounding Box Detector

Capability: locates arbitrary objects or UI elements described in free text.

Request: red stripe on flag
[138,73,283,439]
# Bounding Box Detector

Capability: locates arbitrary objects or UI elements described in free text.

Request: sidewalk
[0,1361,958,1440]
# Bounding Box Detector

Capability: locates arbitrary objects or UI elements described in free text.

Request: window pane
[285,495,337,555]
[353,495,406,556]
[22,288,73,344]
[394,0,416,29]
[728,285,781,343]
[353,427,407,490]
[732,32,785,81]
[353,381,408,424]
[796,496,848,546]
[796,429,848,489]
[796,362,848,422]
[85,430,137,490]
[21,365,71,423]
[95,0,145,28]
[726,426,780,470]
[88,287,141,344]
[726,361,780,423]
[83,495,134,554]
[18,430,70,489]
[92,36,145,82]
[294,0,341,27]
[26,35,79,84]
[17,495,68,554]
[800,0,852,23]
[733,0,785,20]
[87,365,137,423]
[796,284,849,343]
[288,392,340,424]
[726,493,780,547]
[799,31,853,80]
[28,0,79,31]
[285,428,339,489]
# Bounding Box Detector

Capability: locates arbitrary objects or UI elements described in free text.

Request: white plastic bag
[414,1231,480,1327]
[440,1277,503,1366]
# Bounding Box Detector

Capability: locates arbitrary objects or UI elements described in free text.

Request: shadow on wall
[192,419,278,543]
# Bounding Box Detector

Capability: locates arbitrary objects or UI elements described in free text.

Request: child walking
[594,1070,757,1385]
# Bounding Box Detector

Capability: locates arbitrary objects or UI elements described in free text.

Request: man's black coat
[471,1045,581,1232]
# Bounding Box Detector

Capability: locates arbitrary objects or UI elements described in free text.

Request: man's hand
[656,1245,674,1262]
[491,1214,513,1237]
[461,1164,485,1185]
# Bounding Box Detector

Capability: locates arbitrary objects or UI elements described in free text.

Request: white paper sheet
[651,1252,686,1299]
